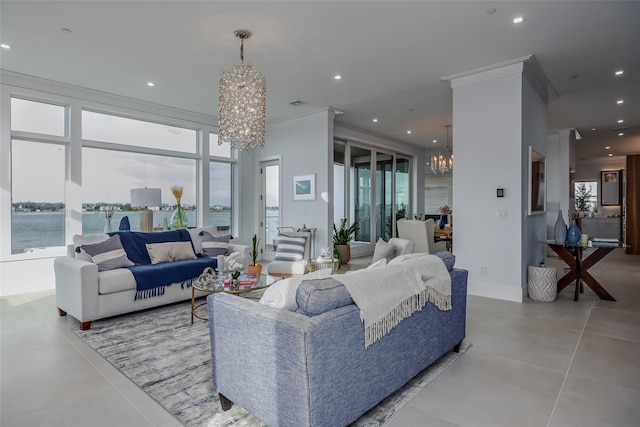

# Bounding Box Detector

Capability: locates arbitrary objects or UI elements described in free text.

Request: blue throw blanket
[108,230,218,300]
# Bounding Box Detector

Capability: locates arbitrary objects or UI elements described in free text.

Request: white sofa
[54,226,250,330]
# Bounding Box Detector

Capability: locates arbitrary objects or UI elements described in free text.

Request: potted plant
[575,183,592,217]
[333,218,358,265]
[247,233,262,276]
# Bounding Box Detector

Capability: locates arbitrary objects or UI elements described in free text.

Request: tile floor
[1,250,639,427]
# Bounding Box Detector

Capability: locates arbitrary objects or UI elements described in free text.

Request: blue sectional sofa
[207,256,467,427]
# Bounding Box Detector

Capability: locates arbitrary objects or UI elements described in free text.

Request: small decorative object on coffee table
[191,273,278,323]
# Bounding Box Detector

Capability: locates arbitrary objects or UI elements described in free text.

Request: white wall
[246,110,334,257]
[450,60,548,302]
[521,75,550,282]
[546,129,576,240]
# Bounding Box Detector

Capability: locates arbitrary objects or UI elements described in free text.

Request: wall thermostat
[497,188,504,197]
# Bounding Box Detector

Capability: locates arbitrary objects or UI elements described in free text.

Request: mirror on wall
[528,147,546,216]
[601,170,621,206]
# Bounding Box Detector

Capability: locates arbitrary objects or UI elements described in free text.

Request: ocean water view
[11,210,232,254]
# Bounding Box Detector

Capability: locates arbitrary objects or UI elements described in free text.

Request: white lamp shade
[130,188,161,208]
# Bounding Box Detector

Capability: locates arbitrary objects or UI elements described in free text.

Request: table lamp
[130,188,161,232]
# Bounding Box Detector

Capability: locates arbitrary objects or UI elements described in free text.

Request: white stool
[528,266,557,302]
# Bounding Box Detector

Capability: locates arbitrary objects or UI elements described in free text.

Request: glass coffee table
[308,258,340,274]
[191,273,278,323]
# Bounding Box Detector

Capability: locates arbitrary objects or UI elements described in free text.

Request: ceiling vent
[289,99,307,106]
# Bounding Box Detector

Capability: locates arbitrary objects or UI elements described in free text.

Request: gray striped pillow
[81,234,135,272]
[274,234,307,261]
[200,231,230,257]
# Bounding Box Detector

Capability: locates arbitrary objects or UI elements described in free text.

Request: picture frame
[601,170,620,206]
[293,174,316,201]
[528,147,546,216]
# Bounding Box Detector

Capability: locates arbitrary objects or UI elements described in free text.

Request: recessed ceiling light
[432,139,437,143]
[0,43,10,49]
[618,119,624,123]
[618,132,624,136]
[372,118,378,122]
[513,16,525,24]
[147,82,155,87]
[605,146,610,149]
[334,75,342,80]
[617,99,624,104]
[406,130,412,134]
[592,128,596,131]
[615,70,624,76]
[608,153,613,157]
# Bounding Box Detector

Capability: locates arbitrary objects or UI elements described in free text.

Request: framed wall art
[293,174,316,201]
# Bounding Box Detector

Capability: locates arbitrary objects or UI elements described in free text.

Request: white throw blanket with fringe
[333,255,451,349]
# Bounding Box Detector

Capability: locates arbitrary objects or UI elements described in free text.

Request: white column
[443,57,551,302]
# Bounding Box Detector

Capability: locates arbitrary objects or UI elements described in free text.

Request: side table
[527,266,557,302]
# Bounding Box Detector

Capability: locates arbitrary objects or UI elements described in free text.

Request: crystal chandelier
[218,29,266,151]
[431,125,454,174]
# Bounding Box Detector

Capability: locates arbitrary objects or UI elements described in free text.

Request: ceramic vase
[104,217,112,233]
[553,210,567,244]
[170,204,188,230]
[438,215,446,229]
[567,221,581,245]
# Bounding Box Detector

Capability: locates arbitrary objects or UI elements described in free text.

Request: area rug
[74,300,471,427]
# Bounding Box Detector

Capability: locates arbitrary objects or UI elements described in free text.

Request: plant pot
[247,264,262,276]
[335,244,351,265]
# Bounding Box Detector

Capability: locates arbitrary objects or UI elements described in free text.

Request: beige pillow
[145,242,197,264]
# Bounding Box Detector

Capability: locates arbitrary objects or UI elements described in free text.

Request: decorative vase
[170,204,188,230]
[567,221,581,245]
[553,210,567,244]
[335,244,351,265]
[104,217,112,233]
[438,215,446,229]
[247,264,262,276]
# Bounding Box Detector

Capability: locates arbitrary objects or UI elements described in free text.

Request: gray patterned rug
[74,300,471,427]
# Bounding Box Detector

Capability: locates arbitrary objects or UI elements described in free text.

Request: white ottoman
[528,266,557,302]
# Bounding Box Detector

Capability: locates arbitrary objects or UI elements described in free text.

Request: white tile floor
[1,250,639,427]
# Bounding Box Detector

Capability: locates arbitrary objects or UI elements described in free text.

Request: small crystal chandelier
[431,125,454,174]
[218,29,266,151]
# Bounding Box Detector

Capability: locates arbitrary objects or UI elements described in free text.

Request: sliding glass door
[335,141,412,256]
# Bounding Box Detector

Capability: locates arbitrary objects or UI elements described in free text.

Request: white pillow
[259,268,333,311]
[371,238,396,264]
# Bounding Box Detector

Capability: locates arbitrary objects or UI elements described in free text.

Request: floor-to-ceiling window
[10,98,67,254]
[3,82,232,260]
